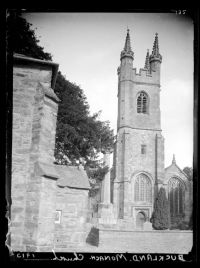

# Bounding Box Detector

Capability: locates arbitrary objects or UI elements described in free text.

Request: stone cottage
[11,53,90,252]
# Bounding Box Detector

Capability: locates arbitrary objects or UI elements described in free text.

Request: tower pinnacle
[124,28,131,51]
[120,29,134,60]
[172,154,176,165]
[144,49,150,70]
[149,33,162,63]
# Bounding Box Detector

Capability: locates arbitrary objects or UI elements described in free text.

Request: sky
[23,12,194,169]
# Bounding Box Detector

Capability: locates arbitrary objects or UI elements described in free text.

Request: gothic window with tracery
[137,92,148,114]
[168,177,185,216]
[134,174,152,203]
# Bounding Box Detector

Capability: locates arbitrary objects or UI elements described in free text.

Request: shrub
[151,187,170,230]
[86,227,99,247]
[188,211,193,230]
[169,215,190,230]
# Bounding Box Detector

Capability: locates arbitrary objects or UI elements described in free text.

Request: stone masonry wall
[118,83,161,130]
[98,229,193,254]
[11,66,45,250]
[54,186,90,251]
[113,126,165,219]
[38,95,58,163]
[36,176,57,252]
[12,58,91,252]
[11,63,57,251]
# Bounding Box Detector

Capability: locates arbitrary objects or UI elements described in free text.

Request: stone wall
[11,55,59,251]
[113,126,165,219]
[54,186,90,251]
[98,229,193,254]
[11,55,91,252]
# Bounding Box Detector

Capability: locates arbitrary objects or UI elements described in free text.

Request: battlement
[132,67,160,85]
[133,67,152,77]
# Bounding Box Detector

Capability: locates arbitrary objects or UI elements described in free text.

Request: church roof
[55,164,90,189]
[36,161,90,189]
[164,155,189,180]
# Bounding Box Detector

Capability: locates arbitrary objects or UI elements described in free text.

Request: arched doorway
[136,211,146,229]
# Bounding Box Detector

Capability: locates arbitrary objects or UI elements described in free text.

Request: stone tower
[112,30,165,228]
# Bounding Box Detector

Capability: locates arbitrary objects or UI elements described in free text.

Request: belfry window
[137,92,148,114]
[134,174,152,203]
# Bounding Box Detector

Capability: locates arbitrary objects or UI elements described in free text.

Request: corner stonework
[11,54,59,252]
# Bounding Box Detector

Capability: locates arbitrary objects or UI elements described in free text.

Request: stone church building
[99,30,192,230]
[9,30,193,253]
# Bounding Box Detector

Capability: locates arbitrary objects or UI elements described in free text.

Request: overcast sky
[23,12,194,169]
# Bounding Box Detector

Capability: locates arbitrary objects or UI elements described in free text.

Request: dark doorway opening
[136,211,146,229]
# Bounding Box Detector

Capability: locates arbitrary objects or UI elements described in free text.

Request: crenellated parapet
[132,67,161,86]
[118,66,161,86]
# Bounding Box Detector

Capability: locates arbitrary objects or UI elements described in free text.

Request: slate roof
[165,162,188,179]
[36,162,90,189]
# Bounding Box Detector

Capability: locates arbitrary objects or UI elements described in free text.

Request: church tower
[112,30,165,228]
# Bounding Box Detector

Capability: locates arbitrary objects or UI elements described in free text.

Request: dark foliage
[54,72,114,165]
[188,211,193,230]
[183,167,193,181]
[7,11,114,188]
[86,227,99,247]
[7,10,52,60]
[85,159,109,197]
[151,187,170,230]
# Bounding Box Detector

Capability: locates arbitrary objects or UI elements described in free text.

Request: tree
[188,211,193,230]
[85,159,109,197]
[8,11,115,166]
[7,10,52,60]
[54,72,114,165]
[183,167,193,181]
[151,187,170,230]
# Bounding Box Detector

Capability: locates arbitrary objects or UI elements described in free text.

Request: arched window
[134,174,152,203]
[168,177,185,216]
[137,92,148,114]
